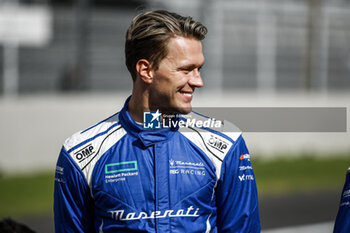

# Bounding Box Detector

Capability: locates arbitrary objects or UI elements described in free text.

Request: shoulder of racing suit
[62,112,127,187]
[178,111,242,181]
[61,110,243,185]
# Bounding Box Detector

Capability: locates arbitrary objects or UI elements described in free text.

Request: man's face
[149,36,205,114]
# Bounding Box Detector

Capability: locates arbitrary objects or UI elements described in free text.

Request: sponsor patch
[169,159,205,176]
[343,189,350,198]
[55,165,64,175]
[105,161,138,174]
[108,206,199,221]
[55,165,65,183]
[55,177,65,183]
[340,202,350,207]
[238,174,254,182]
[74,144,95,163]
[104,161,139,183]
[239,166,253,171]
[240,154,250,161]
[207,134,230,153]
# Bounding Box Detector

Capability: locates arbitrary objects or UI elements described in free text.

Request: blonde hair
[125,10,207,81]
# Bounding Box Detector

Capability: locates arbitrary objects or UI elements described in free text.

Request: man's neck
[128,82,179,123]
[128,94,147,123]
[128,92,178,124]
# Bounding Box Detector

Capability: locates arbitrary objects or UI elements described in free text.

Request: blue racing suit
[54,97,261,232]
[334,167,350,233]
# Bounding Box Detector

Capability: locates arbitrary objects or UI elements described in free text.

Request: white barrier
[0,92,349,174]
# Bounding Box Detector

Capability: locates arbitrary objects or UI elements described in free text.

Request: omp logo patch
[207,134,229,153]
[74,144,95,163]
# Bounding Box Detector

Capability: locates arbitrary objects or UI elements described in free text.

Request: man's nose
[189,69,204,87]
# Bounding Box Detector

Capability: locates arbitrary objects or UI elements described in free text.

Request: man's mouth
[182,93,193,97]
[180,92,193,103]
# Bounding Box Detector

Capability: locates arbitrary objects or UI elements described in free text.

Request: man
[334,167,350,233]
[54,10,260,232]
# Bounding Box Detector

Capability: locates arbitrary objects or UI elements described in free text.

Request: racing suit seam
[96,189,139,211]
[187,126,223,162]
[67,122,121,154]
[217,135,243,183]
[82,125,123,171]
[170,181,215,208]
[60,147,91,193]
[81,112,120,134]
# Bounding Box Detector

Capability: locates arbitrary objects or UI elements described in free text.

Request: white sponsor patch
[109,206,199,221]
[340,202,350,207]
[239,166,253,171]
[238,174,255,182]
[169,160,206,176]
[205,134,232,154]
[343,189,350,198]
[55,166,64,175]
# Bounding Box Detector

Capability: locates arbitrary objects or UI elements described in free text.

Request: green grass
[0,173,54,218]
[0,154,349,217]
[252,154,350,195]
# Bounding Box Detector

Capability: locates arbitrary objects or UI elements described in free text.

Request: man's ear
[136,59,153,84]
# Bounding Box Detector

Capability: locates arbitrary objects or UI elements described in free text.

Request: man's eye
[181,69,192,73]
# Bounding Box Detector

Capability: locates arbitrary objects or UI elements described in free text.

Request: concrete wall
[0,92,349,174]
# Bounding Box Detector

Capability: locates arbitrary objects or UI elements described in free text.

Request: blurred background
[0,0,349,232]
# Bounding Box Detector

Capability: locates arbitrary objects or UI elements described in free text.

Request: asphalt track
[263,222,334,233]
[15,190,340,233]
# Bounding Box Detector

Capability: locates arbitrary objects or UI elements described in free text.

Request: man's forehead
[164,36,204,63]
[167,36,202,50]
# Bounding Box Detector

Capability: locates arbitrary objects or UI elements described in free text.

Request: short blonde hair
[125,10,207,81]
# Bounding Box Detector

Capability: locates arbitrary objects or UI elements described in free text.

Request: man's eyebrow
[178,63,204,69]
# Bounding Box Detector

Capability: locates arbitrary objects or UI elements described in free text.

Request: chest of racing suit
[54,98,260,233]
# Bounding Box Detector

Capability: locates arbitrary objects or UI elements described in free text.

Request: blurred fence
[0,0,350,174]
[154,0,350,91]
[0,0,350,94]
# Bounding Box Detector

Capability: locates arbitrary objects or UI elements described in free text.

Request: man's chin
[161,105,192,115]
[176,105,192,114]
